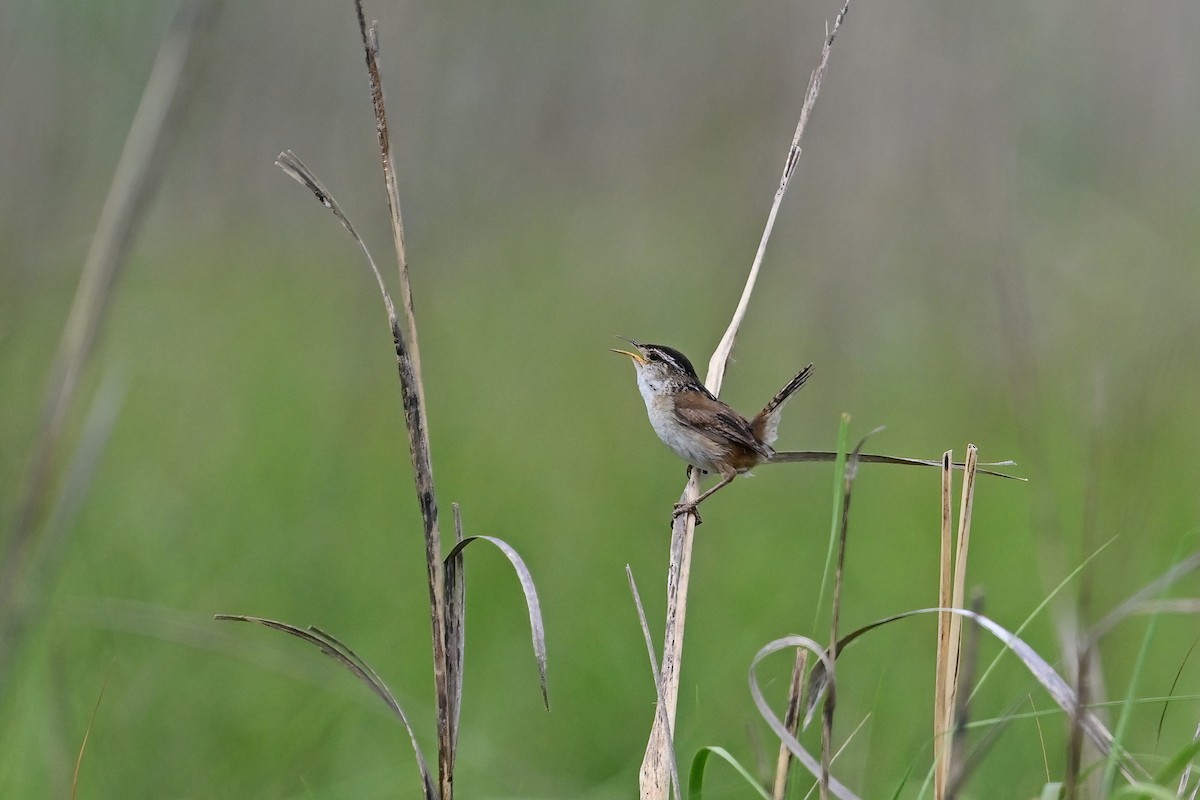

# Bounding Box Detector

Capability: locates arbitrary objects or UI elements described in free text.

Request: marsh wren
[611,339,813,522]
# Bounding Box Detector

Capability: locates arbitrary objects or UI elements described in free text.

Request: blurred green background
[3,1,1199,797]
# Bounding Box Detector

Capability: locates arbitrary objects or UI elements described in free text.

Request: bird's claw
[672,502,702,526]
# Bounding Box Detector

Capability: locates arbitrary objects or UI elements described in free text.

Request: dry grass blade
[444,536,549,710]
[276,141,451,706]
[275,150,392,302]
[214,614,437,799]
[816,607,1151,783]
[0,0,219,680]
[626,566,681,800]
[769,451,1022,480]
[642,5,852,796]
[750,636,862,800]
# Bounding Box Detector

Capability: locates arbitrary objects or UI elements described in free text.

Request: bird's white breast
[636,374,722,472]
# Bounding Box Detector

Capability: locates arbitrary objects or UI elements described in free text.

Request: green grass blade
[813,412,850,631]
[688,746,771,800]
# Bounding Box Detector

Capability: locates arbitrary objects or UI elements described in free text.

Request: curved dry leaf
[214,614,437,800]
[749,635,863,800]
[444,535,549,710]
[801,608,1149,783]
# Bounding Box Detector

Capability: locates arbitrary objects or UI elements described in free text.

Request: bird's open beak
[610,337,646,363]
[609,347,646,364]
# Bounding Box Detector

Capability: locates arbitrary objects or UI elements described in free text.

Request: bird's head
[610,338,701,395]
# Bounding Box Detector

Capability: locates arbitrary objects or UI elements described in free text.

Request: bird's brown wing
[672,393,773,461]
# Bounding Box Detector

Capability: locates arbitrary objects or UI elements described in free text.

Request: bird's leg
[672,469,737,524]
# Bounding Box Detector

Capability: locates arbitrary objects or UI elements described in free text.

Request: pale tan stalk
[639,4,852,796]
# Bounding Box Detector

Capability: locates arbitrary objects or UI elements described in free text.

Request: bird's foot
[672,502,702,526]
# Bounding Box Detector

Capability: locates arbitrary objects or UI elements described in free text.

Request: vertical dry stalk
[639,4,851,796]
[933,451,954,797]
[704,3,850,391]
[0,0,218,678]
[637,484,700,798]
[352,4,451,797]
[241,7,547,798]
[934,444,978,799]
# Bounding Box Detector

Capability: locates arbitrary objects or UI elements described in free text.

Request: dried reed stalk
[638,5,851,797]
[934,444,978,798]
[350,7,453,795]
[770,648,808,800]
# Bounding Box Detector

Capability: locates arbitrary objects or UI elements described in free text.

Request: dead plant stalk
[639,3,851,797]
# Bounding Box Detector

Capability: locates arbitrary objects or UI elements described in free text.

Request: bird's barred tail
[761,363,813,417]
[751,363,813,447]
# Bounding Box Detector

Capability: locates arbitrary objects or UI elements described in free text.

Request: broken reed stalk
[0,0,218,684]
[638,4,851,796]
[934,444,978,799]
[770,649,808,800]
